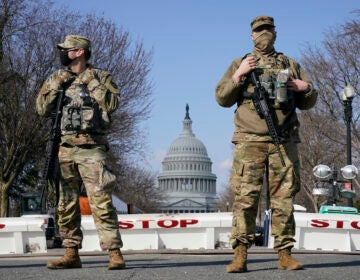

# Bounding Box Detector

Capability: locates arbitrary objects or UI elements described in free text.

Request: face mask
[253,30,276,55]
[59,50,75,66]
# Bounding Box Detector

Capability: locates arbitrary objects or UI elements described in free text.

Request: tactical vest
[239,53,295,110]
[60,70,109,135]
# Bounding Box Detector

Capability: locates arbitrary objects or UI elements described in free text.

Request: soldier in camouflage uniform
[215,16,317,273]
[36,35,125,270]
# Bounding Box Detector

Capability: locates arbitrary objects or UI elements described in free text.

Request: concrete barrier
[83,212,360,252]
[0,216,47,254]
[2,212,360,254]
[267,212,360,251]
[80,212,233,251]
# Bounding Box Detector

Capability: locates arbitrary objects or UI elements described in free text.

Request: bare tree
[114,161,164,213]
[0,0,67,217]
[297,10,360,211]
[0,0,154,216]
[217,182,234,212]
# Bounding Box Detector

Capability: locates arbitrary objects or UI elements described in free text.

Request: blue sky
[56,0,359,192]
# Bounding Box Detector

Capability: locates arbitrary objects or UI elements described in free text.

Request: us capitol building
[158,104,218,213]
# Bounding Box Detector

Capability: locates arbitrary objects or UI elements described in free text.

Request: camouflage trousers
[57,144,123,250]
[229,141,300,251]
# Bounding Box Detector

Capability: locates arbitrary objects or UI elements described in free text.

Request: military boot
[47,247,82,269]
[278,248,303,270]
[108,248,126,270]
[226,243,248,273]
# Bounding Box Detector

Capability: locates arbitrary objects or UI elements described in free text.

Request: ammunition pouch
[61,105,100,133]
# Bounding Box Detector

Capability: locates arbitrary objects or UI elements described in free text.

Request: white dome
[157,104,218,214]
[159,104,216,177]
[166,120,208,157]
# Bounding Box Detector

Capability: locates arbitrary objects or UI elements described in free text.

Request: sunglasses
[60,48,79,53]
[253,25,274,32]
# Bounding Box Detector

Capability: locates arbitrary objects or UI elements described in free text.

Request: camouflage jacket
[36,65,119,146]
[215,52,317,143]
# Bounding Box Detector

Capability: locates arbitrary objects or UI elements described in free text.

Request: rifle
[250,71,286,167]
[40,89,64,207]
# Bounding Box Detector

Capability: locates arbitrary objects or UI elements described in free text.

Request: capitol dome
[158,104,218,213]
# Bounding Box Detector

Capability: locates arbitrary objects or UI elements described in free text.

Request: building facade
[158,104,218,213]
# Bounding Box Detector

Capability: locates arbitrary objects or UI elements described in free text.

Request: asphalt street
[0,248,359,280]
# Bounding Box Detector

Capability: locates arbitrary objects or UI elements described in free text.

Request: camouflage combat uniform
[36,65,122,250]
[215,52,317,250]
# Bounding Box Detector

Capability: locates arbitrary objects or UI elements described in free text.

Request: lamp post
[312,163,358,210]
[342,84,355,206]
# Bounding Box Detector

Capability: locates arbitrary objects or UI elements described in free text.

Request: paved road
[0,248,359,280]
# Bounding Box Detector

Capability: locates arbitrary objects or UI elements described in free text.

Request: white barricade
[3,212,359,254]
[267,212,360,251]
[80,212,233,252]
[0,216,47,254]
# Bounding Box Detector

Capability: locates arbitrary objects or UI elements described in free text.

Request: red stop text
[310,219,360,230]
[119,219,199,230]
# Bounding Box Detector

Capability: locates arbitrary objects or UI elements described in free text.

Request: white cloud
[218,158,232,170]
[155,150,167,163]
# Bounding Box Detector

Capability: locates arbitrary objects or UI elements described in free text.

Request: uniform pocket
[234,162,244,176]
[81,106,95,131]
[230,159,245,194]
[99,162,116,191]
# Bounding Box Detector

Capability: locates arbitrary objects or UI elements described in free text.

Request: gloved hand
[56,69,76,86]
[81,69,101,92]
[80,69,96,85]
[45,69,75,92]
